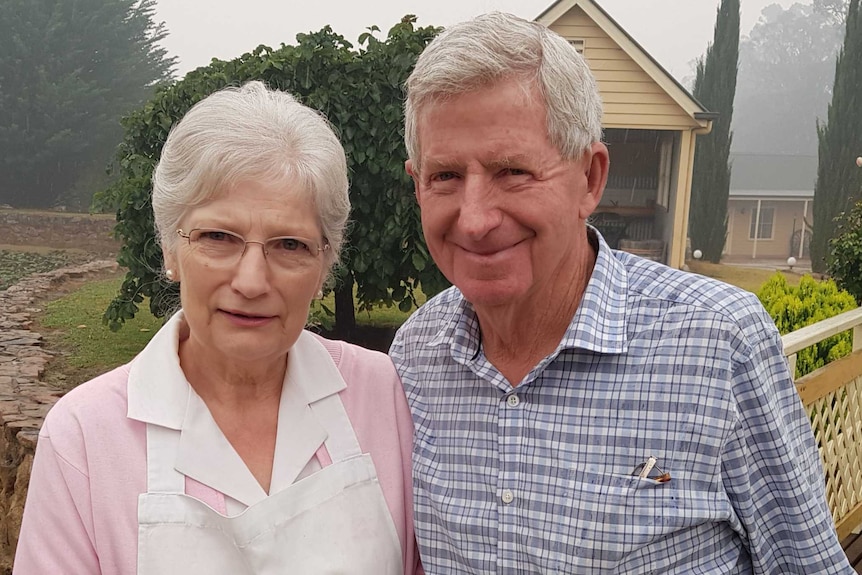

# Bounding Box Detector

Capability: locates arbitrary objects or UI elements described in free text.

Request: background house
[724,153,816,262]
[537,0,713,267]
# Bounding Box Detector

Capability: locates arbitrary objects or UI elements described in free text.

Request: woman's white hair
[152,81,349,278]
[404,12,603,171]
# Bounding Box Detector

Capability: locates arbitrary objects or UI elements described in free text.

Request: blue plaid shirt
[390,233,852,574]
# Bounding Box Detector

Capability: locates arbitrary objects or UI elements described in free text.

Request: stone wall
[0,260,116,574]
[0,209,120,255]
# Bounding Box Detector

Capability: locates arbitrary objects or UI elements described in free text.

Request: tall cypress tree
[812,0,862,273]
[0,0,175,209]
[688,0,740,263]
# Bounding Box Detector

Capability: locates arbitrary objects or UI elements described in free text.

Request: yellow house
[536,0,714,268]
[724,153,815,262]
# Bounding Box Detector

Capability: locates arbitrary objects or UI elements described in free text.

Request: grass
[37,275,426,388]
[0,248,91,290]
[38,275,163,389]
[687,260,803,293]
[35,261,809,390]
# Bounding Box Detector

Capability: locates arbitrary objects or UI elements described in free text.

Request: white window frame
[749,205,775,240]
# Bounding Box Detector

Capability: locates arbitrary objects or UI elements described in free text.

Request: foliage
[40,275,162,389]
[0,249,91,291]
[732,1,848,155]
[39,273,425,389]
[0,0,176,209]
[812,0,862,272]
[689,0,739,263]
[95,17,448,335]
[828,200,862,304]
[757,273,856,377]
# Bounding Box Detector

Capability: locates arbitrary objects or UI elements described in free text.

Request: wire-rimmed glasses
[176,228,328,270]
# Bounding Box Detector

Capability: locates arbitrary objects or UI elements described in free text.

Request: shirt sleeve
[723,317,853,573]
[13,430,101,574]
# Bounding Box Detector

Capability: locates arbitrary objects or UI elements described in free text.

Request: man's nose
[458,176,503,239]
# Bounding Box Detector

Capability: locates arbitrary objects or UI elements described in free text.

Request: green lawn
[39,276,164,389]
[36,262,805,390]
[687,261,803,293]
[38,275,424,389]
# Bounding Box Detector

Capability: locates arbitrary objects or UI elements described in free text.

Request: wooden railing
[783,307,862,540]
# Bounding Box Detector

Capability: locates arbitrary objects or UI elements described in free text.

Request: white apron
[136,337,403,575]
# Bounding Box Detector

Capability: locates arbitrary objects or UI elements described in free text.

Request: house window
[749,206,774,240]
[569,39,585,54]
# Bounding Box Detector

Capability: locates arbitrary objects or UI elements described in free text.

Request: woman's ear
[163,248,179,282]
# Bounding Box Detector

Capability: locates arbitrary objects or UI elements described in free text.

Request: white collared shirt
[127,311,345,514]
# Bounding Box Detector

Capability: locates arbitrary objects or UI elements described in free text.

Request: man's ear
[579,142,610,220]
[405,159,421,204]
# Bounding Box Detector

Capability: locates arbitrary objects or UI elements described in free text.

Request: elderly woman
[14,82,419,574]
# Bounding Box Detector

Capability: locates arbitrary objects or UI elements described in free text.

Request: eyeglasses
[176,228,328,270]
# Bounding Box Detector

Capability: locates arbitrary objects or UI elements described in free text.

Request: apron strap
[309,392,363,462]
[146,423,186,493]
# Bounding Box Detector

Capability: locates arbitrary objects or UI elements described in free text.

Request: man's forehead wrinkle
[425,152,534,169]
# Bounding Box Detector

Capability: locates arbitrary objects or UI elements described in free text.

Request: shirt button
[506,394,521,408]
[501,489,514,504]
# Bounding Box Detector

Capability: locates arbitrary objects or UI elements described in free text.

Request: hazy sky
[153,0,796,83]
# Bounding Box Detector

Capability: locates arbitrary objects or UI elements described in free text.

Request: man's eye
[432,172,457,182]
[503,168,528,176]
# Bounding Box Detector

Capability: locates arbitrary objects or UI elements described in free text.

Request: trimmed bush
[757,273,856,377]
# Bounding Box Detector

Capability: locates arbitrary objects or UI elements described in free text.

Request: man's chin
[457,278,526,310]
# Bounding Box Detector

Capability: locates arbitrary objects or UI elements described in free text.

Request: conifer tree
[812,0,862,272]
[688,0,740,263]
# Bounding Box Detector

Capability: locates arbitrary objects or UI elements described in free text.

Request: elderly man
[390,11,853,574]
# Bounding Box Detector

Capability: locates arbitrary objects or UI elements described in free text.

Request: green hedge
[757,273,856,377]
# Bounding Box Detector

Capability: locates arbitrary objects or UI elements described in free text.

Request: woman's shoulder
[41,363,135,441]
[309,331,399,384]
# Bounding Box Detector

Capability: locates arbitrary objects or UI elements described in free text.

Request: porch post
[752,199,762,259]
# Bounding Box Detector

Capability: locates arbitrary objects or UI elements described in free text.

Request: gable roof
[536,0,712,127]
[729,153,817,198]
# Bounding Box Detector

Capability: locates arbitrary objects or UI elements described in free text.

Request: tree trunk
[334,273,356,341]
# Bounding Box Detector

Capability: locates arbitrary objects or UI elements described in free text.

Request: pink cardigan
[14,333,420,574]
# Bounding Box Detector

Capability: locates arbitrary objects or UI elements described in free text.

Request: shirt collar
[427,227,629,361]
[559,228,629,355]
[127,312,346,506]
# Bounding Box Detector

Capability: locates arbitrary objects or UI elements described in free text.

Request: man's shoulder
[400,285,463,334]
[617,252,767,323]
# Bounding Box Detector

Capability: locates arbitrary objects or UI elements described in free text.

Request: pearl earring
[316,290,324,299]
[165,269,175,280]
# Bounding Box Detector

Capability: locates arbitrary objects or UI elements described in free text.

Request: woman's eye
[201,231,231,242]
[277,237,307,251]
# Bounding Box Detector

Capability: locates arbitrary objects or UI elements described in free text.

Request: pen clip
[631,455,672,483]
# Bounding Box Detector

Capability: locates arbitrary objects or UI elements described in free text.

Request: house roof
[535,0,711,127]
[729,153,817,198]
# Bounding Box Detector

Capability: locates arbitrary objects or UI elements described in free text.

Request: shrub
[828,199,862,305]
[757,273,856,377]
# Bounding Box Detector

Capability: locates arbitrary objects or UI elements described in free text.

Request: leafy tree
[0,0,175,209]
[811,0,862,272]
[757,273,856,377]
[688,0,739,262]
[96,17,448,338]
[732,1,848,155]
[828,200,862,304]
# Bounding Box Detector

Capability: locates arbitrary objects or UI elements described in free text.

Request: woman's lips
[219,309,275,326]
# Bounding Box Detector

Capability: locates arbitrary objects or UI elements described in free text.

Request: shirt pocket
[552,469,693,572]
